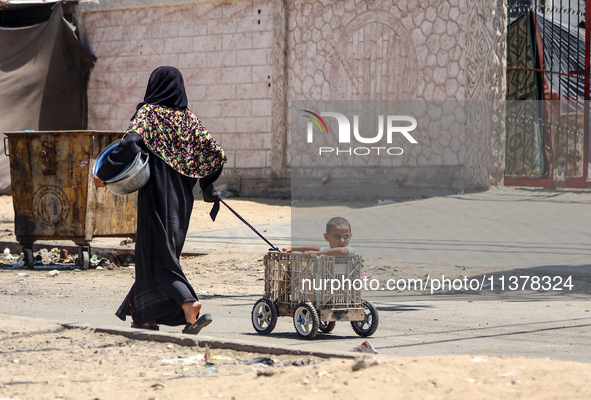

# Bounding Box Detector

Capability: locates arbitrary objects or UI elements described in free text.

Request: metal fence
[505,0,590,187]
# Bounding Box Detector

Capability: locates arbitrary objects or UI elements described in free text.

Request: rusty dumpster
[4,131,137,269]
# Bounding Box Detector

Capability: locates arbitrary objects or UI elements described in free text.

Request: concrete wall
[78,0,506,198]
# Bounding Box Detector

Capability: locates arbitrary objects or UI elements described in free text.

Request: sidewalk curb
[62,322,356,359]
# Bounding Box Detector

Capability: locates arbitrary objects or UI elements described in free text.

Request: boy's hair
[326,217,351,233]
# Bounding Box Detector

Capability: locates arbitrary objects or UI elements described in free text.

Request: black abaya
[97,67,224,328]
[114,151,199,326]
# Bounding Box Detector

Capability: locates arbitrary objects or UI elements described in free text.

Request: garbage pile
[0,247,118,270]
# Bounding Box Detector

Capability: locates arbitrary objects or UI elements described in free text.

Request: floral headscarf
[127,66,226,178]
[127,104,226,178]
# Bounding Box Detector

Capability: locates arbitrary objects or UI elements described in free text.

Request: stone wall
[78,0,506,198]
[285,0,506,198]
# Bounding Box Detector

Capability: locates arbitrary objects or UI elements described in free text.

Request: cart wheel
[23,248,35,268]
[251,298,278,335]
[351,300,379,337]
[293,301,319,339]
[77,250,90,270]
[319,321,336,334]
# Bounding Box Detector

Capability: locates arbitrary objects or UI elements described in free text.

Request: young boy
[282,216,354,257]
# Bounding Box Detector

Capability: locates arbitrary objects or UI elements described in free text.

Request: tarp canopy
[0,2,95,193]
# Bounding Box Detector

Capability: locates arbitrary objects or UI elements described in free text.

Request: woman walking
[94,66,226,334]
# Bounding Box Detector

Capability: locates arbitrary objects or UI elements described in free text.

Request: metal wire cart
[251,251,379,339]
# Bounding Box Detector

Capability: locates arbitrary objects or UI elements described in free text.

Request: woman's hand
[93,175,107,188]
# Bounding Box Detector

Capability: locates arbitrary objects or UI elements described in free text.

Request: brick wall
[79,0,277,195]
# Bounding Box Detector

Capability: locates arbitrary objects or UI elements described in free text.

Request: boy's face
[324,225,352,248]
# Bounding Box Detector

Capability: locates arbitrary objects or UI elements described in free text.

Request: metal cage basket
[264,251,363,310]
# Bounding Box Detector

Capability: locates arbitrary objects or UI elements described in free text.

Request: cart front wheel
[319,321,336,334]
[252,298,278,335]
[351,300,379,337]
[293,302,319,339]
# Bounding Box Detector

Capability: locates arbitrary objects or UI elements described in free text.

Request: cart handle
[219,198,280,251]
[3,137,8,157]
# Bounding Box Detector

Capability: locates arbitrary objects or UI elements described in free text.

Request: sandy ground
[0,195,590,399]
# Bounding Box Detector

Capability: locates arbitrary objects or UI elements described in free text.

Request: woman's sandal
[131,322,159,331]
[182,313,213,335]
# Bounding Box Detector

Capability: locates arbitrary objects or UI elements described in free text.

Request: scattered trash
[151,382,167,390]
[378,199,396,205]
[199,368,218,376]
[3,248,13,261]
[92,257,114,269]
[353,340,378,354]
[161,355,204,365]
[289,360,312,367]
[243,357,274,366]
[120,238,134,246]
[210,355,232,361]
[47,270,59,277]
[0,247,83,269]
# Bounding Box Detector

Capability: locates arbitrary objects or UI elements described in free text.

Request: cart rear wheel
[293,302,319,339]
[319,321,336,334]
[252,298,278,335]
[351,300,379,337]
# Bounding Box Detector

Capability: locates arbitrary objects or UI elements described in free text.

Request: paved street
[184,188,591,361]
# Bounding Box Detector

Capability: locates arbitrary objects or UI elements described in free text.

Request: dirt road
[1,196,591,399]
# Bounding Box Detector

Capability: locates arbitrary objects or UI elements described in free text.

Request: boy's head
[324,217,352,248]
